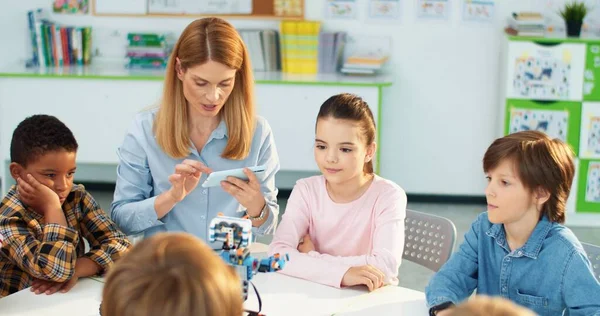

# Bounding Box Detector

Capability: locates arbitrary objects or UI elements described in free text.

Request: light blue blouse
[110,108,280,248]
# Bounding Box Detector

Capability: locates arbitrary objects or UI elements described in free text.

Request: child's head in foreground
[447,295,536,316]
[101,232,243,316]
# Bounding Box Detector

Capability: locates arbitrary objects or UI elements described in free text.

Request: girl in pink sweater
[268,93,407,291]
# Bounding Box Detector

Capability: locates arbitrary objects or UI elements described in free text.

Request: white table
[246,273,428,315]
[0,277,103,316]
[0,274,427,316]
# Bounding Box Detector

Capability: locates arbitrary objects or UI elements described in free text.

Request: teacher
[110,17,280,245]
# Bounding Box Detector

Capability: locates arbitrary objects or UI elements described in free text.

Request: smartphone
[201,165,267,188]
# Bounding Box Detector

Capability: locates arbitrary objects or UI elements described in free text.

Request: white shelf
[0,63,393,87]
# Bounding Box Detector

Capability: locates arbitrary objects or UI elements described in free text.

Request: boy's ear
[534,187,551,207]
[365,142,377,163]
[9,162,23,181]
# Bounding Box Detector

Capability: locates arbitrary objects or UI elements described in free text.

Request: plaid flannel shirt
[0,184,131,297]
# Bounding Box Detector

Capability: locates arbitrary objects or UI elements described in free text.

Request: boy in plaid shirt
[0,115,131,297]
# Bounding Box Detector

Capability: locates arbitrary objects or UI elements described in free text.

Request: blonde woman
[111,18,280,245]
[101,233,243,316]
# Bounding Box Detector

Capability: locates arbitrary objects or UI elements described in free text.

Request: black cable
[243,281,264,316]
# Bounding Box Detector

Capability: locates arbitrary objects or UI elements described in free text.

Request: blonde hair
[101,233,243,316]
[447,296,536,316]
[154,17,255,160]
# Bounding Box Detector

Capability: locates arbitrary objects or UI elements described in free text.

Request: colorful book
[82,27,92,65]
[127,33,175,47]
[26,9,92,68]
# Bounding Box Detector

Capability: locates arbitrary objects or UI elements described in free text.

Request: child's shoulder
[294,175,407,199]
[0,186,27,218]
[295,175,325,192]
[371,175,406,198]
[544,223,585,255]
[0,188,37,236]
[67,184,97,204]
[471,212,495,232]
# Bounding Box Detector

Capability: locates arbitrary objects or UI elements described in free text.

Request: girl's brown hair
[317,93,377,174]
[154,17,255,160]
[101,233,243,316]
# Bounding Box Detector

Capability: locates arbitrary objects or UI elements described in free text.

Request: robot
[208,214,289,301]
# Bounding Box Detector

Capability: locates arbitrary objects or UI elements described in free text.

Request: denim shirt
[110,109,280,248]
[426,212,600,316]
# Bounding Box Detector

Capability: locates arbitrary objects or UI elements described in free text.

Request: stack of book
[341,53,389,76]
[317,31,346,74]
[280,21,321,74]
[27,8,92,67]
[126,33,175,69]
[505,12,545,37]
[238,29,281,72]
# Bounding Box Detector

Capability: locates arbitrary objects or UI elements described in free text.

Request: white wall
[0,0,590,196]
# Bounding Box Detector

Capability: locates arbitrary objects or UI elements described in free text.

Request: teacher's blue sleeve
[110,118,163,235]
[253,119,280,236]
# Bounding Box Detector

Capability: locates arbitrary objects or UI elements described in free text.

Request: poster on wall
[512,53,572,99]
[583,115,600,156]
[505,41,586,101]
[579,103,600,159]
[274,0,303,17]
[325,0,358,19]
[584,44,600,101]
[416,0,450,20]
[586,161,600,202]
[508,108,569,142]
[368,0,401,20]
[53,0,89,14]
[462,0,494,23]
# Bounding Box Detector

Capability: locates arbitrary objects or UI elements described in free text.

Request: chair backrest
[582,242,600,282]
[403,209,457,272]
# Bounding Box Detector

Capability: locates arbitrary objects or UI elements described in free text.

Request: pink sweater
[268,175,407,288]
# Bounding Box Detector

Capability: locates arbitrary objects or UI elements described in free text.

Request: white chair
[582,242,600,282]
[403,209,457,272]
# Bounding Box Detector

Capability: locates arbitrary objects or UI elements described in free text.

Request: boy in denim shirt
[426,131,600,316]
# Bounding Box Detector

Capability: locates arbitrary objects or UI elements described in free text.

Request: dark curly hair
[10,114,78,167]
